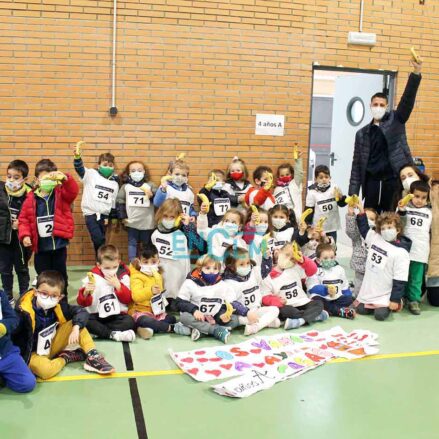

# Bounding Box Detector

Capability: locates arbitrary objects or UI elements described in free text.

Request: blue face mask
[255,223,268,235]
[223,222,239,236]
[201,271,218,284]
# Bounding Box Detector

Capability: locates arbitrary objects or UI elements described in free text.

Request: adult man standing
[348,57,422,212]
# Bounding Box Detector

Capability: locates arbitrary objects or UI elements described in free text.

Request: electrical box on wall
[348,31,377,46]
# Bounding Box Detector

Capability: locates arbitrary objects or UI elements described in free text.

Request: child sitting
[129,245,191,339]
[306,243,355,319]
[74,142,120,255]
[176,255,238,343]
[223,156,252,211]
[245,166,276,210]
[116,160,157,261]
[354,206,411,321]
[0,160,32,304]
[154,157,196,217]
[0,289,36,393]
[346,206,378,297]
[13,271,115,379]
[19,159,79,294]
[223,247,280,335]
[261,243,327,330]
[305,165,346,242]
[398,180,432,315]
[198,169,234,226]
[77,245,135,342]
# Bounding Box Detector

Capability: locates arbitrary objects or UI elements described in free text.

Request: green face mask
[39,179,57,193]
[99,165,114,178]
[321,259,337,270]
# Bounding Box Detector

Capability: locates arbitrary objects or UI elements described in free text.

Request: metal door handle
[330,152,337,166]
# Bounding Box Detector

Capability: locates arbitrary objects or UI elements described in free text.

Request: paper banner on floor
[170,326,379,385]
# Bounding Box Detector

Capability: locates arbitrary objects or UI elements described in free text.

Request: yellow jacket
[129,264,164,315]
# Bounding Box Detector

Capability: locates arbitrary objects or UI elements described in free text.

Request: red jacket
[18,173,79,253]
[77,264,132,308]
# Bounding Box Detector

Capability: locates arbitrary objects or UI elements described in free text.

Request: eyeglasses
[36,290,60,299]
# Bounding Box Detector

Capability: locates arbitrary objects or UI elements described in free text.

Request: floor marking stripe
[39,349,439,383]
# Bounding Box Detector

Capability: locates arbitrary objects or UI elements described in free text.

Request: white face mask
[272,218,287,230]
[5,180,24,191]
[101,268,118,278]
[172,175,187,187]
[255,223,268,235]
[368,220,376,228]
[277,253,294,270]
[223,221,239,236]
[402,176,419,192]
[130,171,145,182]
[317,182,330,190]
[371,106,386,121]
[306,239,319,251]
[381,228,397,242]
[236,265,252,277]
[213,182,224,190]
[162,219,176,230]
[140,264,159,276]
[37,294,59,310]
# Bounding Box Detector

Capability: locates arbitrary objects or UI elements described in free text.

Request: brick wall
[1,0,438,265]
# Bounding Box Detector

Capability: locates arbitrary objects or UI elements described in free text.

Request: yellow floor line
[39,349,439,384]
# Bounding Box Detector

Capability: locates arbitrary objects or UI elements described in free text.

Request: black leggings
[136,315,176,333]
[356,303,390,321]
[278,300,323,324]
[427,287,439,307]
[86,313,135,339]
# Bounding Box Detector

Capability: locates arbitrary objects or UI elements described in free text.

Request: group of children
[0,144,434,393]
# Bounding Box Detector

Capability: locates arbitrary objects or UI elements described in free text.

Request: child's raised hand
[160,175,172,189]
[74,141,85,158]
[180,213,191,226]
[334,186,343,201]
[200,202,210,215]
[49,171,67,182]
[193,310,205,321]
[23,237,32,247]
[250,212,259,226]
[152,285,161,295]
[84,282,95,295]
[68,325,80,345]
[299,221,308,234]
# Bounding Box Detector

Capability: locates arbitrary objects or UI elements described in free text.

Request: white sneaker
[111,330,136,342]
[244,323,259,336]
[137,327,154,340]
[267,318,281,329]
[191,328,201,341]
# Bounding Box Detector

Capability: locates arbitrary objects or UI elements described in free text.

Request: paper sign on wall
[255,114,285,136]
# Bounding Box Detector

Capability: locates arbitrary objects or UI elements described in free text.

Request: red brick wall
[1,0,437,264]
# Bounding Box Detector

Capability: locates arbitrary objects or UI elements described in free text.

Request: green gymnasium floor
[1,265,438,439]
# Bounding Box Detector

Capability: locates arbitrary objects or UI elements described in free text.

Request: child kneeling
[14,271,114,380]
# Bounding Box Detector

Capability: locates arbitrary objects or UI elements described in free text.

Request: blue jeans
[0,346,36,393]
[127,227,153,261]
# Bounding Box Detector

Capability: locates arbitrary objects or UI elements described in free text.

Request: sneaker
[191,328,201,341]
[84,354,115,375]
[314,310,330,322]
[137,327,154,340]
[111,330,136,342]
[213,327,230,344]
[338,307,356,320]
[408,301,421,315]
[268,318,281,329]
[173,322,191,336]
[284,318,304,330]
[58,348,86,364]
[244,323,259,336]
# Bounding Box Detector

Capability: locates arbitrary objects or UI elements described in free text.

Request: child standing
[0,160,32,304]
[116,161,157,261]
[77,245,135,342]
[245,166,276,210]
[129,245,191,339]
[198,169,235,226]
[73,142,120,255]
[0,289,36,393]
[176,255,237,343]
[305,165,347,242]
[307,243,355,319]
[13,271,115,379]
[153,158,196,217]
[223,248,280,335]
[398,180,432,315]
[345,206,378,296]
[261,243,326,330]
[19,159,78,294]
[354,207,411,321]
[223,156,252,211]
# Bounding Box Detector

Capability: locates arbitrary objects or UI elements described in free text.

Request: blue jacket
[153,182,197,217]
[0,290,19,359]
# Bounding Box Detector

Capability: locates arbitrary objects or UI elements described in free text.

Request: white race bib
[98,293,121,318]
[155,237,173,260]
[242,286,259,307]
[180,200,190,215]
[151,293,167,316]
[93,184,114,205]
[274,189,289,205]
[37,322,58,356]
[316,197,336,215]
[281,282,299,304]
[199,297,222,316]
[406,210,430,233]
[213,198,231,216]
[37,215,54,238]
[0,301,3,320]
[127,190,149,208]
[367,244,388,272]
[322,280,342,295]
[9,207,19,221]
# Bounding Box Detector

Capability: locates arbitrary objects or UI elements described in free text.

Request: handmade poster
[170,326,379,397]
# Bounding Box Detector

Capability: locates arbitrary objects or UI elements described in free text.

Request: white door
[329,74,386,247]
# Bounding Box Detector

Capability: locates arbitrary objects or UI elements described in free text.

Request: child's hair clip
[232,156,239,161]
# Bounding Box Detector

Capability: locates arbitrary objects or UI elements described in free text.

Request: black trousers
[85,214,107,255]
[312,295,353,316]
[427,287,439,307]
[34,247,68,295]
[137,315,176,333]
[87,313,135,339]
[0,232,31,299]
[356,303,390,321]
[364,176,398,214]
[278,300,323,324]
